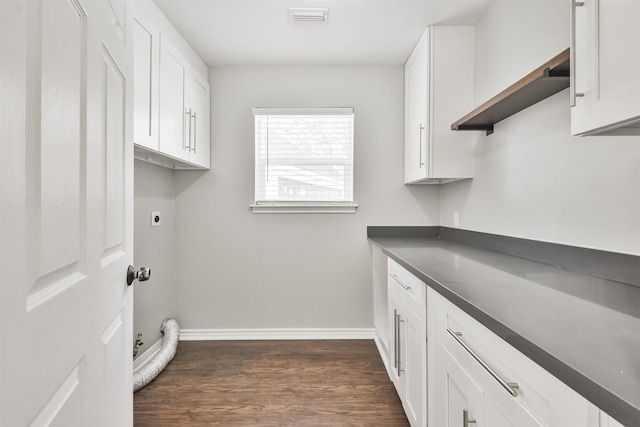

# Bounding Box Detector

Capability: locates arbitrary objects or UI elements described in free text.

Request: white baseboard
[133,338,163,372]
[374,334,390,374]
[179,328,376,341]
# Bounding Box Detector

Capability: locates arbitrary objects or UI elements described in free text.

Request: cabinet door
[600,412,625,427]
[402,303,427,427]
[434,343,483,427]
[388,291,402,391]
[483,395,542,427]
[404,29,429,184]
[133,15,159,151]
[159,36,188,161]
[187,72,210,168]
[476,368,544,427]
[435,342,543,427]
[571,0,640,135]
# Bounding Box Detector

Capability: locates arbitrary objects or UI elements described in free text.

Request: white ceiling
[153,0,494,67]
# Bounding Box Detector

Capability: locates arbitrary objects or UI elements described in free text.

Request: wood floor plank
[134,340,409,426]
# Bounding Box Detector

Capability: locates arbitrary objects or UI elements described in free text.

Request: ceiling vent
[289,8,329,24]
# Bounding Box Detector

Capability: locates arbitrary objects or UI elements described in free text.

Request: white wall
[133,161,176,355]
[131,0,208,351]
[171,66,440,330]
[440,1,640,255]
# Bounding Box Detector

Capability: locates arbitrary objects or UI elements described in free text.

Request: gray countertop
[369,234,640,426]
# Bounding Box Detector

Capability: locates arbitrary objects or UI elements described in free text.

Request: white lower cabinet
[600,412,626,427]
[373,255,630,427]
[428,287,600,427]
[434,341,543,427]
[387,259,427,427]
[434,341,483,427]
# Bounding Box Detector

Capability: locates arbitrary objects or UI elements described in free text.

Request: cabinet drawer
[432,289,596,427]
[388,258,425,316]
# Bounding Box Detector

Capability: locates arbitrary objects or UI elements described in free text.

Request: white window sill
[250,203,358,214]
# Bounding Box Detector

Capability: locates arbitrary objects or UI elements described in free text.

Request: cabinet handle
[397,313,405,377]
[447,328,520,397]
[393,309,399,370]
[419,124,426,168]
[570,0,585,106]
[191,112,197,152]
[390,273,412,291]
[185,109,192,150]
[462,408,476,426]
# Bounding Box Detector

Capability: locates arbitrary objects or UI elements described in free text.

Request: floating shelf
[451,48,570,135]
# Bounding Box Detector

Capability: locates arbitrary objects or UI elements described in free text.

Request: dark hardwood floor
[134,340,409,426]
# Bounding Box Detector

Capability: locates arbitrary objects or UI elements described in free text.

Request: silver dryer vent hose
[133,318,179,392]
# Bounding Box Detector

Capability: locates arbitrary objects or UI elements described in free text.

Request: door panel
[404,30,429,183]
[38,0,84,282]
[388,282,402,390]
[434,343,483,427]
[404,306,425,427]
[104,46,126,253]
[572,0,640,134]
[159,37,187,160]
[1,0,133,425]
[100,310,128,425]
[188,73,210,168]
[133,17,159,151]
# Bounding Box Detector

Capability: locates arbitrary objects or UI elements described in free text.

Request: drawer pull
[390,273,412,291]
[447,328,519,397]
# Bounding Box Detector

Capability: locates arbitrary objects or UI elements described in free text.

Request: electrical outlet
[453,212,460,228]
[151,211,161,227]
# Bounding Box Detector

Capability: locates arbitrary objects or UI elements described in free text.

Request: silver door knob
[127,265,151,286]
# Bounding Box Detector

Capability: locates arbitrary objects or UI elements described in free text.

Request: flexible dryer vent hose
[133,318,179,392]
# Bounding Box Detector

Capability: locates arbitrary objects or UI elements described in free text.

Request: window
[251,108,357,213]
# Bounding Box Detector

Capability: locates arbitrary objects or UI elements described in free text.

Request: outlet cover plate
[151,211,161,227]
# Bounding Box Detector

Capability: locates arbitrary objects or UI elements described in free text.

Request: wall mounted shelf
[451,48,570,135]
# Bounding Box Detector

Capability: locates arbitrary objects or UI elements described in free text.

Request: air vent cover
[289,8,329,24]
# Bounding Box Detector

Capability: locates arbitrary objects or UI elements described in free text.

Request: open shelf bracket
[543,68,570,80]
[455,124,494,136]
[451,48,570,137]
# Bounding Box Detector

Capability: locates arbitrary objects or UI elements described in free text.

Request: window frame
[250,107,358,214]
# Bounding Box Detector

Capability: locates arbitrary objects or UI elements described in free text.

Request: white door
[1,0,133,425]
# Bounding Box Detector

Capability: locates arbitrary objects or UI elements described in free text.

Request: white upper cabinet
[159,37,189,161]
[133,15,160,151]
[571,0,640,136]
[133,0,210,170]
[186,71,211,168]
[404,26,475,184]
[158,36,211,169]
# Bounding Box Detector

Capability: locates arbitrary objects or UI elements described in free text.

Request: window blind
[253,108,354,204]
